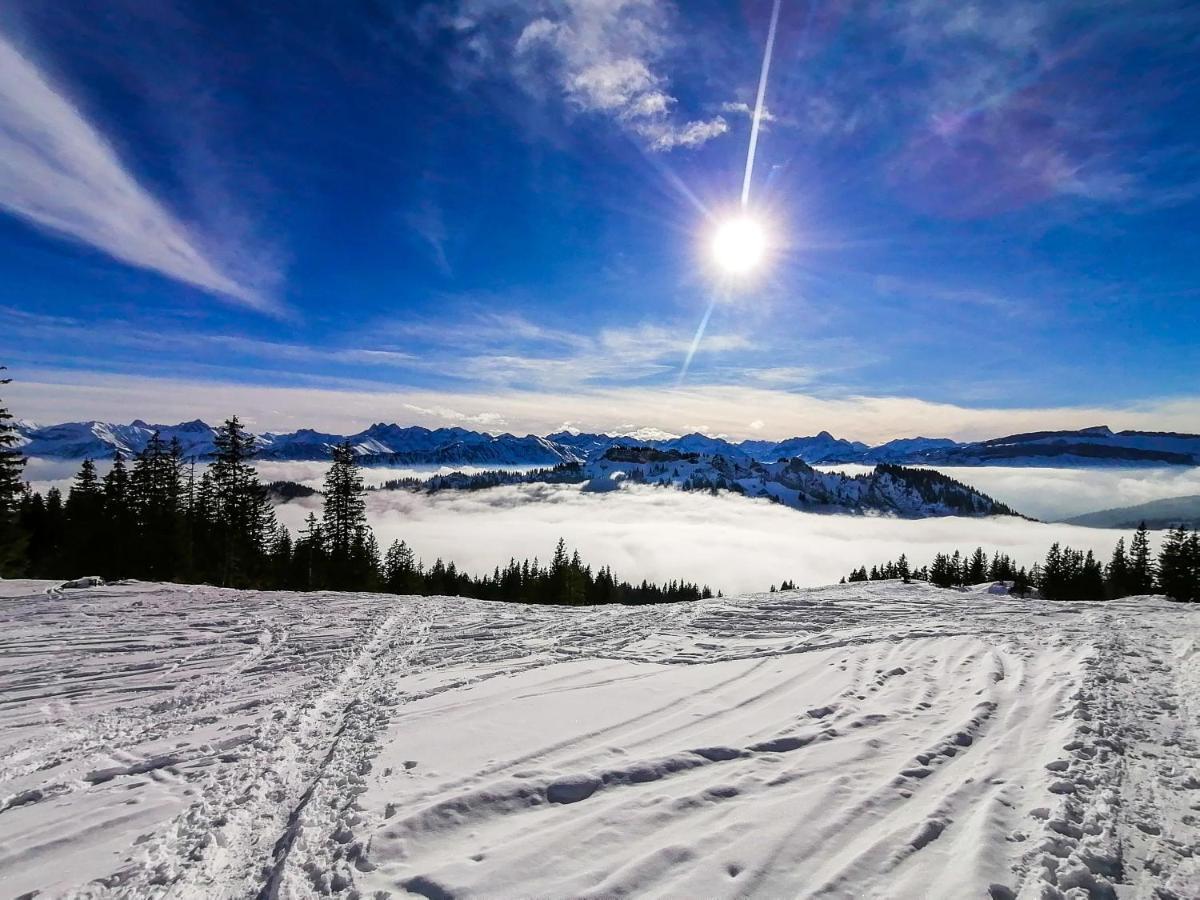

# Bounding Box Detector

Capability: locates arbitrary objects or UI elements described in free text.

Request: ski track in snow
[0,579,1197,899]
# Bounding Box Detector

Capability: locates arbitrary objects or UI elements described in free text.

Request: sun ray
[741,0,783,210]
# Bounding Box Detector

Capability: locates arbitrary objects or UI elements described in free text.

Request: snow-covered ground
[1,580,1198,899]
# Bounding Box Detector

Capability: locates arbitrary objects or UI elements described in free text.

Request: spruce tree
[322,442,368,588]
[64,460,105,575]
[1129,523,1154,594]
[102,453,133,578]
[1106,537,1130,599]
[1157,526,1197,602]
[210,416,274,586]
[0,367,28,576]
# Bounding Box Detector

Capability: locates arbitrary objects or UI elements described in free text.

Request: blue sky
[1,0,1198,441]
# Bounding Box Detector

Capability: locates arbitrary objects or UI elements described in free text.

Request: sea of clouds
[25,456,1196,595]
[273,482,1158,595]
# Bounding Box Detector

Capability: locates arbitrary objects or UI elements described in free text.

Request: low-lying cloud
[274,483,1149,596]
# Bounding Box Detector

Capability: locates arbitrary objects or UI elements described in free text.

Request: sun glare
[711,217,767,275]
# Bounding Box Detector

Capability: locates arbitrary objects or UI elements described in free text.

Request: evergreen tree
[322,442,369,589]
[292,512,326,590]
[0,367,28,576]
[1157,526,1198,602]
[1129,522,1154,594]
[1106,537,1130,599]
[383,539,417,593]
[102,453,134,578]
[64,459,105,575]
[966,547,988,584]
[209,416,274,586]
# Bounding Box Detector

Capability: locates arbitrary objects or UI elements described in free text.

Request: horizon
[12,411,1200,447]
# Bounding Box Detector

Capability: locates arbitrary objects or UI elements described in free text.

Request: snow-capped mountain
[14,419,220,460]
[575,447,1021,517]
[412,447,1022,518]
[16,419,583,466]
[739,430,870,463]
[14,420,1200,467]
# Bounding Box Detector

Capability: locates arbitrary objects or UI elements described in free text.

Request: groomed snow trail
[0,580,1197,899]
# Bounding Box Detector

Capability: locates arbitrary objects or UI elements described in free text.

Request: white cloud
[441,0,728,152]
[720,101,776,123]
[0,35,273,312]
[273,483,1158,595]
[8,367,1200,446]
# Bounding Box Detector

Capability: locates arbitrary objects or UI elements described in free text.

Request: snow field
[0,579,1197,898]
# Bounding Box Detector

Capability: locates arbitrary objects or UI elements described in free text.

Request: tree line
[0,384,710,605]
[844,524,1200,602]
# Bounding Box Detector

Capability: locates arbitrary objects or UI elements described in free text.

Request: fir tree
[64,459,105,575]
[0,367,28,575]
[102,453,134,578]
[209,416,274,586]
[1129,522,1154,594]
[966,547,988,584]
[1157,526,1198,602]
[1106,537,1130,599]
[322,442,369,589]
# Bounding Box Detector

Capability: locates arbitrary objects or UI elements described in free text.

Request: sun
[711,216,767,275]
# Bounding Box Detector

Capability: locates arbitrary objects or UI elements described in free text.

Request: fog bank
[274,483,1149,595]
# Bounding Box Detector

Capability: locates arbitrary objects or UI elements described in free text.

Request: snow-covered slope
[741,430,871,463]
[18,420,583,466]
[1,579,1196,898]
[14,419,220,459]
[575,448,1020,517]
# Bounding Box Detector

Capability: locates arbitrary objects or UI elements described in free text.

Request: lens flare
[711,217,767,274]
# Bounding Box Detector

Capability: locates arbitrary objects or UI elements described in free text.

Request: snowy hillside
[1,579,1197,898]
[570,448,1021,517]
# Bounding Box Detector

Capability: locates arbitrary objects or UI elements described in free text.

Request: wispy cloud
[9,366,1200,445]
[421,0,728,152]
[377,311,753,388]
[0,35,275,312]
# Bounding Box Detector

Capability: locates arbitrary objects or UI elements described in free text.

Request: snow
[1,579,1197,898]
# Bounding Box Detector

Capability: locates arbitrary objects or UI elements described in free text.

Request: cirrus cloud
[0,34,276,312]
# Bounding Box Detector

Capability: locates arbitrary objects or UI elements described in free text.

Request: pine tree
[1079,550,1105,601]
[64,459,105,575]
[292,512,326,590]
[102,453,134,578]
[1157,526,1197,602]
[209,416,274,586]
[1129,522,1154,594]
[0,367,28,576]
[1106,537,1130,599]
[967,547,988,584]
[383,539,416,593]
[322,442,368,589]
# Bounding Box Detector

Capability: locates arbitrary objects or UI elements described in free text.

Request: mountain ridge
[14,420,1200,468]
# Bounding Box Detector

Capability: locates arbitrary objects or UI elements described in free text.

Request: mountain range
[13,419,1200,468]
[374,446,1023,518]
